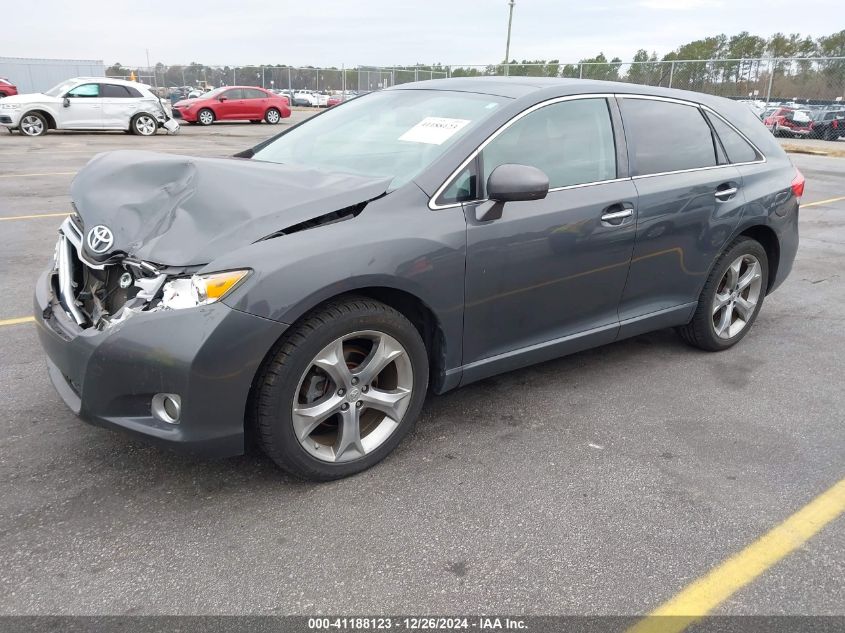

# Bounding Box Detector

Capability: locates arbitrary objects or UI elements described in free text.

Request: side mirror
[62,97,70,108]
[218,96,228,102]
[487,164,549,203]
[474,164,550,222]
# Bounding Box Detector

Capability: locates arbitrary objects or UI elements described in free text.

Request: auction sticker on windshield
[399,117,471,145]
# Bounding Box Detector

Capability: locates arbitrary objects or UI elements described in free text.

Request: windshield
[44,79,81,97]
[252,90,508,188]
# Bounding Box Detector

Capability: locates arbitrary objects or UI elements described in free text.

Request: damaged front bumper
[34,221,288,457]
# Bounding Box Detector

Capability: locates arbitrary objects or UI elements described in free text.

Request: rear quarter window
[621,98,717,176]
[706,113,760,164]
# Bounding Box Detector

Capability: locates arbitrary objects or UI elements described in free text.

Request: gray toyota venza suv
[35,78,801,480]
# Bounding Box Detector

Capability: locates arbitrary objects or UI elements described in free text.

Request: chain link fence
[104,58,844,103]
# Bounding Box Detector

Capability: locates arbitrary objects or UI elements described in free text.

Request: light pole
[504,0,515,76]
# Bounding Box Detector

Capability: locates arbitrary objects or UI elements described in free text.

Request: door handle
[715,185,738,201]
[600,204,634,226]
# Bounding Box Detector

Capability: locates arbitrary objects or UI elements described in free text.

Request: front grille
[56,218,139,329]
[171,109,183,119]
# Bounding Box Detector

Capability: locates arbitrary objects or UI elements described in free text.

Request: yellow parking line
[627,477,845,633]
[0,211,69,221]
[0,172,75,178]
[0,316,35,327]
[803,195,845,208]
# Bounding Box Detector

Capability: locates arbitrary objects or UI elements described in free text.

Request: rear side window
[481,98,617,190]
[244,88,268,99]
[101,84,131,98]
[224,89,244,100]
[621,99,717,175]
[706,113,759,164]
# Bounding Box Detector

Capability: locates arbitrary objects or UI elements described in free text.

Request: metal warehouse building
[0,57,105,94]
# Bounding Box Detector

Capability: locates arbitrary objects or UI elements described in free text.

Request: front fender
[213,184,468,373]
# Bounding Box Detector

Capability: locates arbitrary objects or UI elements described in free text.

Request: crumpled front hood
[70,150,391,266]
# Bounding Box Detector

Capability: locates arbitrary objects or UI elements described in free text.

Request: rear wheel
[255,296,429,480]
[197,108,214,126]
[264,108,281,124]
[131,113,157,136]
[19,112,47,136]
[677,237,768,351]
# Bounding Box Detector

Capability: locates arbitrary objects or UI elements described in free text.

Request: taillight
[791,169,805,199]
[834,120,839,130]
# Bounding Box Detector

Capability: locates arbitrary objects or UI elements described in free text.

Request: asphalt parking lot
[0,118,843,617]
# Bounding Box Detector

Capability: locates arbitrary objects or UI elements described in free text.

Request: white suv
[0,77,172,136]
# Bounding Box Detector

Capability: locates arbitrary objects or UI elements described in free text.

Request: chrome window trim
[428,92,766,210]
[429,93,617,210]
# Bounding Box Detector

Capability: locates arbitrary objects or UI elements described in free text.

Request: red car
[0,78,18,98]
[172,86,291,126]
[763,107,813,138]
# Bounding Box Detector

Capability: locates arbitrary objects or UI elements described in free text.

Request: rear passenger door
[243,88,269,119]
[617,96,746,325]
[459,97,639,378]
[100,83,143,129]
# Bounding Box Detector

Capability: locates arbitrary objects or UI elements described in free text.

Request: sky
[4,0,837,68]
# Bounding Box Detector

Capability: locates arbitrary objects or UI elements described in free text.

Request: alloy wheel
[266,109,280,123]
[199,110,214,125]
[20,115,44,136]
[712,254,763,339]
[135,115,156,136]
[292,330,413,463]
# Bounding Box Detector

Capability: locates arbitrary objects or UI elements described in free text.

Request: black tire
[264,108,281,124]
[196,108,215,126]
[824,128,838,141]
[130,113,158,136]
[18,111,48,136]
[677,237,769,352]
[255,296,429,480]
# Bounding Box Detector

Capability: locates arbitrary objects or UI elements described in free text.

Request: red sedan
[0,78,18,98]
[172,86,291,126]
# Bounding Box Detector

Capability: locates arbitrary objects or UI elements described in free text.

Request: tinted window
[101,84,131,98]
[706,113,759,164]
[125,86,142,98]
[621,99,716,175]
[481,98,616,189]
[244,88,268,99]
[66,83,100,98]
[223,89,244,100]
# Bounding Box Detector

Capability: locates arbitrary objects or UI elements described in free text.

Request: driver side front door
[459,97,637,383]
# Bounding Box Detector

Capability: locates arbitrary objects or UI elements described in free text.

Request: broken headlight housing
[159,270,250,310]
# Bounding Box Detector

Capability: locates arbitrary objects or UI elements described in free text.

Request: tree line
[105,29,845,99]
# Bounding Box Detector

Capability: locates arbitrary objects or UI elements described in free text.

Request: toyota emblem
[86,225,114,254]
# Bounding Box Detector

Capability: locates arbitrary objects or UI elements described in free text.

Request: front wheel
[197,108,214,126]
[677,237,768,351]
[264,108,281,124]
[19,112,47,136]
[131,113,158,136]
[255,296,429,480]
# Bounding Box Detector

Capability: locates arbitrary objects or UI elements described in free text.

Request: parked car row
[757,103,844,141]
